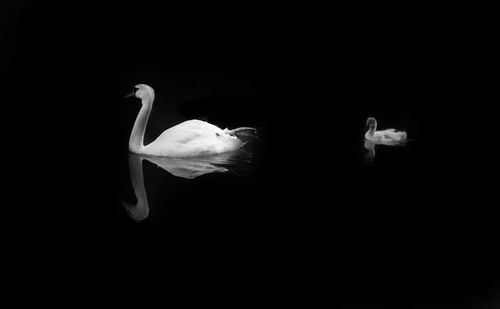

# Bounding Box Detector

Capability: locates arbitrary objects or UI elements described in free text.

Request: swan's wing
[152,120,223,145]
[381,130,407,142]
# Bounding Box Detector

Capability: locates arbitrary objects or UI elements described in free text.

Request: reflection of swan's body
[144,149,252,179]
[364,117,407,145]
[121,150,253,221]
[127,84,257,157]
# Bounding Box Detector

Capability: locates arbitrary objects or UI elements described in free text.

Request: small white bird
[126,84,257,157]
[364,117,407,145]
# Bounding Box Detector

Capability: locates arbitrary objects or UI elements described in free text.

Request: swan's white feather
[153,120,225,144]
[377,129,406,141]
[364,121,407,145]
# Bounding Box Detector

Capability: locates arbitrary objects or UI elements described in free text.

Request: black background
[3,0,500,306]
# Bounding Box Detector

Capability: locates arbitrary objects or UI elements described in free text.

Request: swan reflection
[121,154,149,221]
[364,139,377,161]
[121,149,253,221]
[144,149,252,179]
[364,136,408,162]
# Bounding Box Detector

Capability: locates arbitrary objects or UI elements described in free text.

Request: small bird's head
[366,117,377,128]
[125,84,155,102]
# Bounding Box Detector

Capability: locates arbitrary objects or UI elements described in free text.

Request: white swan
[364,117,407,145]
[126,84,257,157]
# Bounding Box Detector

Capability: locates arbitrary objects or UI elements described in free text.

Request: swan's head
[366,117,377,128]
[131,84,155,103]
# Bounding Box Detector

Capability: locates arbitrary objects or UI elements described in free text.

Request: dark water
[107,97,498,307]
[5,0,499,306]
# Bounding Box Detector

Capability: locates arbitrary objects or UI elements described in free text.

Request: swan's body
[140,119,244,157]
[364,117,407,145]
[127,84,256,157]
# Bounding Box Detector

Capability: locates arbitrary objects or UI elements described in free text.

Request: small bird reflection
[364,139,377,162]
[364,138,408,162]
[121,149,253,221]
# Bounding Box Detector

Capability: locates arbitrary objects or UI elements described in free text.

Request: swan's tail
[225,127,258,138]
[400,132,408,142]
[395,132,410,145]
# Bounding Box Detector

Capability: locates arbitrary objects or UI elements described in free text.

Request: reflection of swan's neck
[122,154,149,221]
[129,94,154,153]
[130,155,147,202]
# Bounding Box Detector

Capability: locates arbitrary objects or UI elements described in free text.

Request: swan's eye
[215,133,220,137]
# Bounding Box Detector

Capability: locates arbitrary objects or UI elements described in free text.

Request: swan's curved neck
[129,94,154,153]
[367,124,376,136]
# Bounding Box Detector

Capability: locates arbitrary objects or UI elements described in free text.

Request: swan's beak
[124,90,135,99]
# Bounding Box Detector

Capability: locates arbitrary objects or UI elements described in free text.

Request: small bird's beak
[124,90,135,99]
